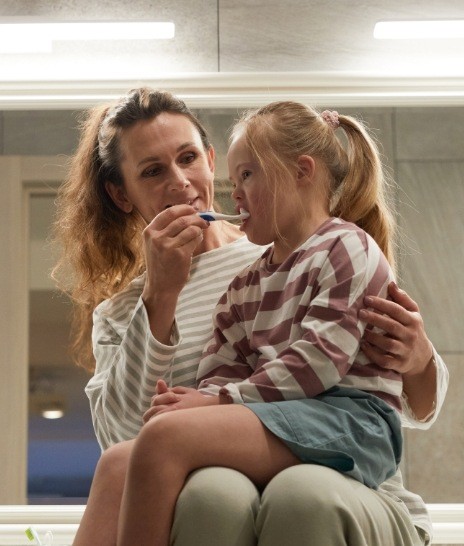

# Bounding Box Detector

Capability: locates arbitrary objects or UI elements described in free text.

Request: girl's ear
[105,181,134,213]
[296,155,316,184]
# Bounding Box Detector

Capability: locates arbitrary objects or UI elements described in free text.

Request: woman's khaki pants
[171,465,426,546]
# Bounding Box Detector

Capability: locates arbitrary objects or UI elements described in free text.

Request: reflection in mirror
[5,105,461,510]
[28,193,100,504]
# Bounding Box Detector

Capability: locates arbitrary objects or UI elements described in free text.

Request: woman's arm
[359,282,449,424]
[86,291,181,450]
[86,206,209,450]
[141,205,208,343]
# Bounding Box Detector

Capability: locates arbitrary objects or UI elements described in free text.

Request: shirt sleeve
[198,231,395,404]
[400,347,449,429]
[85,296,180,450]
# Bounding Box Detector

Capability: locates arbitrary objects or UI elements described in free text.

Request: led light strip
[0,21,175,53]
[374,20,464,40]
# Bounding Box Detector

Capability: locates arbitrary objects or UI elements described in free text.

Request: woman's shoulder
[95,273,146,318]
[193,236,266,271]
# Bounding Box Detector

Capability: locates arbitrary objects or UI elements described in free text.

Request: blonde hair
[232,101,396,266]
[52,88,211,372]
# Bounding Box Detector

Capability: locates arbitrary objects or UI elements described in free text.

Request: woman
[53,87,447,546]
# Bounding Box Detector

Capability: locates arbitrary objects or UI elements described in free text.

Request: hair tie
[321,110,340,129]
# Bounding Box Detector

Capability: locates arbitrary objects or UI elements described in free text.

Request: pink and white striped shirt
[197,217,402,410]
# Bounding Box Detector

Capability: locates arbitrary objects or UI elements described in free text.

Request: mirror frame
[1,72,464,110]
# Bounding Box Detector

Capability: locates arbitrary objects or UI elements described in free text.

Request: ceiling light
[41,404,65,420]
[0,21,175,54]
[374,20,464,40]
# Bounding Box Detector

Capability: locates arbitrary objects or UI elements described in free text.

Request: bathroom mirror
[0,102,462,507]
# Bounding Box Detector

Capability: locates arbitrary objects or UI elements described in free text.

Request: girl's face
[107,112,215,223]
[228,131,325,262]
[227,131,279,247]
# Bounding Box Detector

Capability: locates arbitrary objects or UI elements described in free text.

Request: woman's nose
[168,167,190,190]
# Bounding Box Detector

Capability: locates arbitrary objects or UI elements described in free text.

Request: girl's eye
[241,170,252,180]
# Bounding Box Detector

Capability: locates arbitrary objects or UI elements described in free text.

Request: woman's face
[109,112,215,223]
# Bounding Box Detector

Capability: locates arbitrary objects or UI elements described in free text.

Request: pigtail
[330,115,396,270]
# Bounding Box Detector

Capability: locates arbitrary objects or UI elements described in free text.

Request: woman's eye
[181,152,196,164]
[142,166,162,177]
[242,170,252,180]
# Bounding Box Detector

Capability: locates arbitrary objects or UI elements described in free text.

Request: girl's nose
[231,185,241,200]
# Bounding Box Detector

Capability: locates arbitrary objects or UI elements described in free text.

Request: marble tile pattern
[0,0,219,76]
[219,0,464,73]
[1,0,464,77]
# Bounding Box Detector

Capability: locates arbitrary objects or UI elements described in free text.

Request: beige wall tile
[404,354,463,503]
[3,110,80,155]
[219,0,462,73]
[0,0,219,75]
[397,161,464,352]
[395,107,464,161]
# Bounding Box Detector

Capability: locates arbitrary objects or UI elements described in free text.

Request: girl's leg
[72,440,135,546]
[117,405,299,546]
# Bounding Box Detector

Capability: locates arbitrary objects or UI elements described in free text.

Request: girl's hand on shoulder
[359,282,433,376]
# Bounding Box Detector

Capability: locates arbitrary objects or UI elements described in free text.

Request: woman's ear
[207,145,216,174]
[296,155,316,185]
[105,181,134,213]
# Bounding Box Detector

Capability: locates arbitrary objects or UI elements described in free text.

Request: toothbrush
[25,527,43,545]
[197,210,250,222]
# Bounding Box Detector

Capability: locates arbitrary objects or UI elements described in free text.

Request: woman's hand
[359,282,437,421]
[359,282,433,376]
[141,205,209,343]
[143,204,208,298]
[143,380,219,422]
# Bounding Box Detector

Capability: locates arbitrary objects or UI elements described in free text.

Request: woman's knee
[257,465,356,544]
[262,465,346,512]
[172,467,259,546]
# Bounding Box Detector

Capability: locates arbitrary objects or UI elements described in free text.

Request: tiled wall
[393,108,464,504]
[0,105,462,505]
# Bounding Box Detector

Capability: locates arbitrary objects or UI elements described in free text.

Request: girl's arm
[198,231,396,404]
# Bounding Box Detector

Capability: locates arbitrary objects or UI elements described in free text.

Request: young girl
[147,102,402,492]
[73,99,429,546]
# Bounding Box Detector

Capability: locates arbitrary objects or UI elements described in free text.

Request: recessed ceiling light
[374,20,464,40]
[0,21,175,54]
[42,407,65,420]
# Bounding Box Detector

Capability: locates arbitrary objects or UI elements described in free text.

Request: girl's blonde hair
[231,101,396,267]
[52,88,211,372]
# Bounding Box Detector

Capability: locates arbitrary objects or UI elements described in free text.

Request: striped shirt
[198,218,402,409]
[86,236,265,449]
